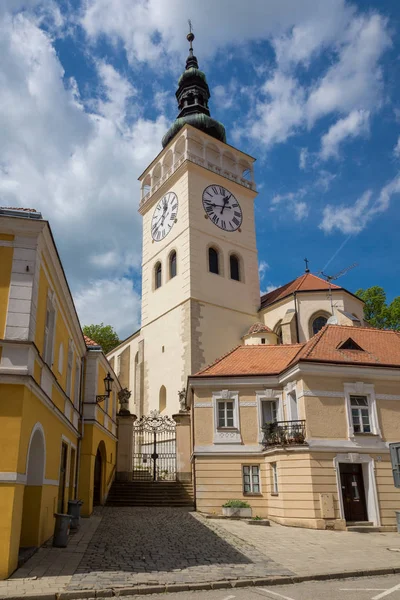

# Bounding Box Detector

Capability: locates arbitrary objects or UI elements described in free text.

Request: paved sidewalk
[0,508,400,599]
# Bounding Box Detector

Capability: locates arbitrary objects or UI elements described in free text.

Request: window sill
[270,492,279,497]
[217,427,238,431]
[243,493,263,497]
[353,432,379,436]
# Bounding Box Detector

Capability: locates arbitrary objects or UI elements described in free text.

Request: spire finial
[304,258,310,273]
[187,19,194,54]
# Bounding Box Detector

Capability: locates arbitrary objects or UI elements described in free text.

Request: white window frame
[256,390,283,443]
[344,382,381,438]
[73,359,80,409]
[213,390,241,444]
[271,462,279,495]
[43,292,56,367]
[350,395,371,433]
[217,400,235,428]
[242,464,261,495]
[66,340,73,398]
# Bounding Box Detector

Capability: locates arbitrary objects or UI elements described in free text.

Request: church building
[107,31,367,418]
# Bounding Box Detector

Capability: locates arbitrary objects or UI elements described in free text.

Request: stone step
[347,525,381,533]
[347,521,374,526]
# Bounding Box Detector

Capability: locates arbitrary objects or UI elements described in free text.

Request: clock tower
[137,30,260,415]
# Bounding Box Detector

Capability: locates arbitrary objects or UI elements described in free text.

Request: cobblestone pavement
[67,507,291,591]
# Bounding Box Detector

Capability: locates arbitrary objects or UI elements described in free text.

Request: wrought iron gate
[132,411,176,481]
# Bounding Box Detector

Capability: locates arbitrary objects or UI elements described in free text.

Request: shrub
[222,499,251,508]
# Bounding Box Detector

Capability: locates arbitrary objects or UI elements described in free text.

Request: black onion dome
[162,29,226,148]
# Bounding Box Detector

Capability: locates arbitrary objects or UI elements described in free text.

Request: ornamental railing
[262,420,307,448]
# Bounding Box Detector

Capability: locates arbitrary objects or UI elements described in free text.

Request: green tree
[356,286,400,331]
[82,323,120,354]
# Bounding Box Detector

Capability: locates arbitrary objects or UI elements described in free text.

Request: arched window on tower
[274,320,283,345]
[208,247,219,275]
[155,262,162,289]
[159,385,167,412]
[230,254,240,281]
[169,251,177,279]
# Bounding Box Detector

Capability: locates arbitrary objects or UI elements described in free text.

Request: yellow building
[189,322,400,531]
[0,207,120,579]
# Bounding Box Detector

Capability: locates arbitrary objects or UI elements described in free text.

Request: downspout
[190,383,197,510]
[75,356,85,499]
[294,291,300,343]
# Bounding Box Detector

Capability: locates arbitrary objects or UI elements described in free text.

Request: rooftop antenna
[318,263,358,317]
[304,258,310,273]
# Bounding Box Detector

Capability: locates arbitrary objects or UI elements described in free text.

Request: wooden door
[340,463,368,522]
[57,443,68,513]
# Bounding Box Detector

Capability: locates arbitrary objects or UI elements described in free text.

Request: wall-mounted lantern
[95,372,114,403]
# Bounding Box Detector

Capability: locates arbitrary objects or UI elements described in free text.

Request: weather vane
[187,19,194,50]
[304,258,310,273]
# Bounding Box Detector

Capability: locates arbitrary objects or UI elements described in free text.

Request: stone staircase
[346,521,379,532]
[106,480,194,508]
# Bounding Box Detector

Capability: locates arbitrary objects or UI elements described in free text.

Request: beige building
[188,325,400,530]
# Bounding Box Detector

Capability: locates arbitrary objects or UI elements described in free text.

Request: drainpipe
[190,384,197,510]
[75,356,85,499]
[294,292,300,343]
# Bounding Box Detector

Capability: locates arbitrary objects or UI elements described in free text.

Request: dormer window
[338,338,364,351]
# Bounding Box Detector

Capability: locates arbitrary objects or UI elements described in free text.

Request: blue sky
[1,0,400,337]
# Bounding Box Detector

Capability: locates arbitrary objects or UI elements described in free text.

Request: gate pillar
[116,413,137,482]
[173,410,192,482]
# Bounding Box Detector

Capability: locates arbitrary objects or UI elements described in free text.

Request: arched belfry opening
[20,424,46,549]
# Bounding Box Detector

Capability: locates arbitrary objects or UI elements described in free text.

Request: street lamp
[95,372,114,403]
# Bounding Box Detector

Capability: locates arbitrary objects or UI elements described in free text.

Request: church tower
[137,30,260,415]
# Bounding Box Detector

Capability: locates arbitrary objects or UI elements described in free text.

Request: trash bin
[53,513,71,547]
[395,511,400,533]
[68,500,83,530]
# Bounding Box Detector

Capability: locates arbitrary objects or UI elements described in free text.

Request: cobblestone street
[68,507,290,590]
[1,507,400,598]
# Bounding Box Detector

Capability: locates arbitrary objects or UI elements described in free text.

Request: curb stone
[3,567,400,600]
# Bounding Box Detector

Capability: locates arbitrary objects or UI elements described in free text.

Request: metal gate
[132,410,176,481]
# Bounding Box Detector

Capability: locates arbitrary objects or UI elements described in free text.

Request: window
[66,341,73,397]
[169,251,177,279]
[261,400,278,424]
[274,321,283,345]
[208,247,219,274]
[287,391,298,421]
[243,465,260,494]
[312,315,328,336]
[350,395,371,433]
[271,462,279,494]
[230,254,240,281]
[74,361,80,408]
[155,262,162,289]
[58,343,64,374]
[261,338,266,344]
[43,297,56,366]
[218,400,234,428]
[159,385,167,412]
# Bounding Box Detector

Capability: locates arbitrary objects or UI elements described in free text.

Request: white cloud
[320,110,370,160]
[271,189,308,220]
[258,260,270,280]
[74,277,141,337]
[0,9,167,331]
[320,175,400,234]
[261,284,280,295]
[299,148,308,170]
[394,136,400,159]
[213,80,238,110]
[315,170,337,192]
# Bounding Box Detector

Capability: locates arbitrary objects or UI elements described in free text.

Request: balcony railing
[262,420,307,448]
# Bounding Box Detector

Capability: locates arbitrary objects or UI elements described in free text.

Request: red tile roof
[260,273,341,308]
[84,335,101,348]
[0,206,39,212]
[193,325,400,378]
[246,322,274,335]
[196,344,304,376]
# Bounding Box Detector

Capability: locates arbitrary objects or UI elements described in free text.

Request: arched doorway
[93,442,106,506]
[20,424,46,548]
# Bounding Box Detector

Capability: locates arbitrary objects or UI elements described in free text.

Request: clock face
[151,192,178,241]
[202,185,242,232]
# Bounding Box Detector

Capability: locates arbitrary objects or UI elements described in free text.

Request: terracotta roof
[83,335,101,348]
[260,273,341,308]
[246,322,274,335]
[0,206,39,212]
[193,326,400,378]
[196,344,304,376]
[295,325,400,367]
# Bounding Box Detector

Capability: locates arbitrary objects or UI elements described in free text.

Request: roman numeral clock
[151,192,179,241]
[202,185,242,231]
